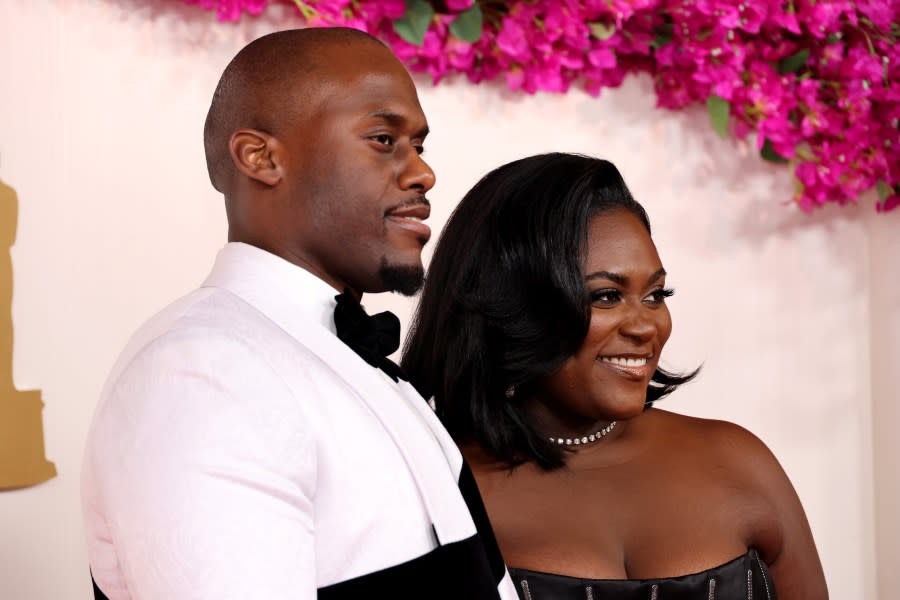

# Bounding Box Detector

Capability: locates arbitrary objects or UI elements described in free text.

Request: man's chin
[378,259,424,296]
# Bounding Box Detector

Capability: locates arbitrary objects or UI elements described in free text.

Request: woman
[403,154,827,599]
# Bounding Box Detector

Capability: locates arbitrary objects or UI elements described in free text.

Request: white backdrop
[1,1,898,598]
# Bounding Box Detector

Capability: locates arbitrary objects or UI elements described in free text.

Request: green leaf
[651,18,674,49]
[393,0,434,46]
[651,30,672,49]
[794,143,814,161]
[876,179,892,202]
[588,22,616,41]
[760,139,790,164]
[651,34,671,48]
[706,94,730,139]
[778,49,810,74]
[449,4,483,43]
[793,174,805,196]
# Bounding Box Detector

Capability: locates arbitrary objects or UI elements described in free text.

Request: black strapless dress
[509,549,775,599]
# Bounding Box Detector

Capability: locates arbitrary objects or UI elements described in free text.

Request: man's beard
[379,258,424,296]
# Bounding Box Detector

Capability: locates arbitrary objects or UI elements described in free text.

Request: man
[82,28,517,599]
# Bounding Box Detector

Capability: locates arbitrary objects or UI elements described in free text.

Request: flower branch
[180,0,900,213]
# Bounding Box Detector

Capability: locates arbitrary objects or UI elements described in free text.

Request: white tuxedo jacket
[82,243,517,599]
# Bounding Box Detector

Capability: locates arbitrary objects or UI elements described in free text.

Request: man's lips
[385,203,431,240]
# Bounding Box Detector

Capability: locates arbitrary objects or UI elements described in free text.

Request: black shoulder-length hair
[402,153,698,471]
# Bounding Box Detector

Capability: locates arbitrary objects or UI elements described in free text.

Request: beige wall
[868,208,900,598]
[1,1,897,598]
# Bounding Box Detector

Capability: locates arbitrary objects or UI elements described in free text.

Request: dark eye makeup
[589,289,621,305]
[646,288,675,304]
[589,287,674,306]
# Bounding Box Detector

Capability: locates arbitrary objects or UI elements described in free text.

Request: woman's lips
[597,356,654,381]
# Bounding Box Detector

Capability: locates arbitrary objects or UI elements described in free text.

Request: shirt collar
[202,242,339,335]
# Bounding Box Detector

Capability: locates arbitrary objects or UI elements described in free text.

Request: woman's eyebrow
[585,271,627,285]
[647,268,667,284]
[585,268,666,285]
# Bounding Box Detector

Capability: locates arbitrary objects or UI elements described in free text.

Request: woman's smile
[597,354,655,381]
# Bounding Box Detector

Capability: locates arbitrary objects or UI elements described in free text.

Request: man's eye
[371,134,394,146]
[590,290,620,305]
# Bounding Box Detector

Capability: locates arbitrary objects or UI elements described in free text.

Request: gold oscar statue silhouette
[0,178,56,489]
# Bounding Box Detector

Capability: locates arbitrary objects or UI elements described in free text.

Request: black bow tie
[333,290,407,382]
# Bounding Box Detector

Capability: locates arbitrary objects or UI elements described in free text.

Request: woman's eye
[590,290,621,305]
[645,288,675,304]
[413,144,425,155]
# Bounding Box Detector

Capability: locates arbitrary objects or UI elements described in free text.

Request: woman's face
[531,208,673,428]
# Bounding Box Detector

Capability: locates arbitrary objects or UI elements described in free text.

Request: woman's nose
[619,307,656,343]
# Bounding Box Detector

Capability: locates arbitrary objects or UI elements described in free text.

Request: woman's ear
[228,129,282,186]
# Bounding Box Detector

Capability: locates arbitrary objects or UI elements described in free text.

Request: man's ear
[228,129,283,186]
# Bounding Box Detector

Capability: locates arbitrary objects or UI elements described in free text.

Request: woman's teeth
[599,356,648,367]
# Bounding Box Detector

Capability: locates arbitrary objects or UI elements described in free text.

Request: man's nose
[400,151,436,193]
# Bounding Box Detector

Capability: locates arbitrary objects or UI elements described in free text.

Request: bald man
[82,28,517,599]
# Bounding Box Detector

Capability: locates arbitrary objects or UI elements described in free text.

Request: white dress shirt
[82,242,517,599]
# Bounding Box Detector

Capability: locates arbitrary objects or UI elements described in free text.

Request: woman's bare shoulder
[645,408,778,465]
[646,408,827,596]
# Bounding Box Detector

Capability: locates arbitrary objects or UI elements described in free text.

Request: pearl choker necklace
[548,421,617,446]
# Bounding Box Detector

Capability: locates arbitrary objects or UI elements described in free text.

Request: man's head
[204,28,435,296]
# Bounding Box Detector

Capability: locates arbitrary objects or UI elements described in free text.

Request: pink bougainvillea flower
[877,194,900,213]
[694,0,741,29]
[496,17,531,61]
[178,0,900,214]
[505,65,526,91]
[183,0,265,21]
[356,0,406,21]
[445,0,474,11]
[588,47,617,69]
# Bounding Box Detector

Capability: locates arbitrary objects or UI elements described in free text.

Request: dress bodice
[509,549,775,599]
